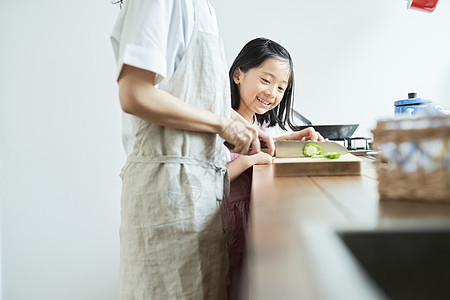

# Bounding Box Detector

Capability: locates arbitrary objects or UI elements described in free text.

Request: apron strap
[126,155,229,202]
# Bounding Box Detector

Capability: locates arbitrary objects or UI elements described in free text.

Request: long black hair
[229,37,296,131]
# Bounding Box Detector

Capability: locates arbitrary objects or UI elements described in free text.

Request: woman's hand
[275,127,324,142]
[220,116,259,155]
[220,110,275,156]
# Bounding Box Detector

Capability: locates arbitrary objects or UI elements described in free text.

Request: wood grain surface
[246,158,450,300]
[273,153,362,177]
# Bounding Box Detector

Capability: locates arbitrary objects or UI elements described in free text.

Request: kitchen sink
[339,228,450,300]
[301,224,450,300]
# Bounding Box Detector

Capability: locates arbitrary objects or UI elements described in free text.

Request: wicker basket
[372,114,450,202]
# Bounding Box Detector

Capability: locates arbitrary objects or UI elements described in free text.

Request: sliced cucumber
[324,152,341,159]
[302,143,341,159]
[311,152,341,159]
[302,143,323,157]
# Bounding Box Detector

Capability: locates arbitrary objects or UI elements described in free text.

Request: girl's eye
[278,87,286,92]
[261,78,270,84]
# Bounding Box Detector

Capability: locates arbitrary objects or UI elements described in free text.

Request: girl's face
[233,58,290,123]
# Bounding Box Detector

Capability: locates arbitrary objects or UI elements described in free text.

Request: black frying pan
[292,109,359,140]
[291,124,359,140]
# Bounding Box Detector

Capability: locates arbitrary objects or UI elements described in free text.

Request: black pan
[291,109,359,140]
[292,124,359,140]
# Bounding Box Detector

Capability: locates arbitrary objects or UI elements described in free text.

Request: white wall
[0,1,124,300]
[215,0,450,137]
[1,1,449,300]
[1,178,3,300]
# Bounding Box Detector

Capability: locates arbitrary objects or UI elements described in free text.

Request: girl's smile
[256,96,272,106]
[233,58,291,123]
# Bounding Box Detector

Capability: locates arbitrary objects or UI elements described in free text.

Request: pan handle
[292,109,313,126]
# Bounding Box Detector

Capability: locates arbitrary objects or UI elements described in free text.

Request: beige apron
[119,1,230,299]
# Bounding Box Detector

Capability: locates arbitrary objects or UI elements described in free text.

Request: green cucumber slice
[324,152,341,159]
[310,152,341,159]
[302,143,323,157]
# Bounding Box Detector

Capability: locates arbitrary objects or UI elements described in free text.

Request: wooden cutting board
[273,153,361,177]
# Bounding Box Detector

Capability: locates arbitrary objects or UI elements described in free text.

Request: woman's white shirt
[111,0,219,155]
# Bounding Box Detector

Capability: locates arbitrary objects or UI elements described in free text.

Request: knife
[275,140,349,158]
[223,140,268,151]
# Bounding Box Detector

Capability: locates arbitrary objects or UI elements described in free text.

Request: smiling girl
[222,38,324,299]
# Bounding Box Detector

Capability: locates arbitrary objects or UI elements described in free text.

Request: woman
[110,0,273,299]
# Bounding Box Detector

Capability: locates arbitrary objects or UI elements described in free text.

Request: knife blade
[275,140,349,158]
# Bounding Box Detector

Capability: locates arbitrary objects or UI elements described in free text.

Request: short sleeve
[111,0,174,82]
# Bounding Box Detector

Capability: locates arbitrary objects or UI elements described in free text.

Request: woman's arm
[118,64,261,155]
[119,65,226,134]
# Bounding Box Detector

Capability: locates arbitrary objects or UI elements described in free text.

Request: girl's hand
[251,152,274,165]
[276,127,324,142]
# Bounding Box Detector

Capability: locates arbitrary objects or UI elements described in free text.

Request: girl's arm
[274,127,325,142]
[226,153,273,182]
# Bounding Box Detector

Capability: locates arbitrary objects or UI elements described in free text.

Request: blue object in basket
[394,93,433,116]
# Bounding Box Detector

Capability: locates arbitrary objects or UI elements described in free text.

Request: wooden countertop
[246,158,450,300]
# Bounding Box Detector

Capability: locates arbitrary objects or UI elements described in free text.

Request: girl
[222,37,324,299]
